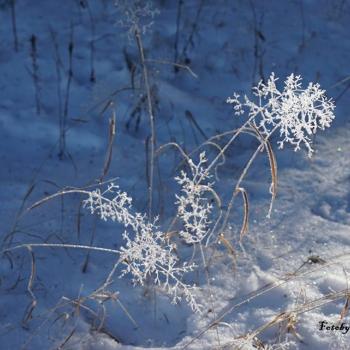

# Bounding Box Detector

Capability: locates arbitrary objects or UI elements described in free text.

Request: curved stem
[135,28,156,219]
[2,243,120,255]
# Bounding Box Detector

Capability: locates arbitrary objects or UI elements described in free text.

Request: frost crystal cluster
[175,152,213,244]
[227,73,335,156]
[115,0,159,37]
[83,184,200,311]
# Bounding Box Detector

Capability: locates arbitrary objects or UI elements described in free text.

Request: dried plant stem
[85,0,96,82]
[221,144,262,236]
[135,28,156,218]
[10,0,18,51]
[85,86,136,115]
[2,183,35,248]
[26,179,121,214]
[60,25,74,159]
[185,110,208,140]
[2,243,119,256]
[1,139,62,250]
[156,142,192,166]
[220,123,279,237]
[180,0,205,61]
[235,187,249,242]
[199,243,221,347]
[50,28,64,161]
[22,247,37,328]
[57,328,76,349]
[30,35,41,115]
[299,0,306,49]
[183,251,350,349]
[81,216,98,273]
[100,110,116,182]
[250,0,265,84]
[145,58,198,78]
[225,288,349,349]
[174,0,183,68]
[204,115,258,179]
[180,127,258,170]
[98,259,122,292]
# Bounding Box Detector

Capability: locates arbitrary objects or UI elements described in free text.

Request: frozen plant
[83,183,200,312]
[227,73,335,156]
[175,152,213,244]
[115,0,159,38]
[82,73,336,314]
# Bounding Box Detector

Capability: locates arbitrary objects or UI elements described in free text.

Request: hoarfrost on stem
[115,0,160,38]
[175,152,213,244]
[83,183,200,312]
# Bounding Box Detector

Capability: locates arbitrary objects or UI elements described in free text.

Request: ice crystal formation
[175,152,213,244]
[83,183,200,311]
[227,73,335,156]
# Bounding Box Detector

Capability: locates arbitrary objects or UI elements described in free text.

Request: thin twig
[145,58,198,78]
[10,0,18,51]
[135,28,156,218]
[2,243,120,256]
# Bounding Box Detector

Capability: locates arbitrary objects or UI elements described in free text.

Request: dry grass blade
[207,142,226,179]
[331,75,350,88]
[246,289,349,342]
[2,183,36,246]
[340,268,350,321]
[116,298,138,328]
[285,312,302,341]
[201,185,223,246]
[27,189,90,212]
[85,87,135,115]
[22,247,37,328]
[156,142,192,167]
[204,115,258,177]
[174,127,259,175]
[23,183,36,203]
[185,110,208,140]
[26,178,118,216]
[81,217,98,274]
[218,233,236,270]
[175,139,227,177]
[265,139,277,218]
[199,185,222,210]
[182,251,350,349]
[220,289,350,349]
[2,140,61,249]
[76,199,83,241]
[95,327,121,343]
[340,295,350,321]
[10,0,18,51]
[57,327,76,349]
[235,187,249,242]
[100,109,116,181]
[62,296,97,319]
[145,135,150,194]
[145,58,198,78]
[249,123,278,218]
[20,294,95,349]
[134,28,156,218]
[2,243,120,256]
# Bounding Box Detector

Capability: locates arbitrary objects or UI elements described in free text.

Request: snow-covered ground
[1,0,350,349]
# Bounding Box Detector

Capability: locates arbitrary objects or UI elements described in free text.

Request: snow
[1,0,350,349]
